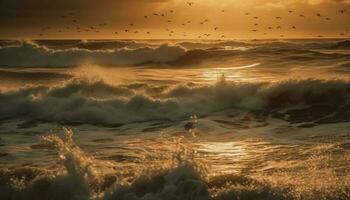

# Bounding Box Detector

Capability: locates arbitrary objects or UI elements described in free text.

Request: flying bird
[339,9,346,14]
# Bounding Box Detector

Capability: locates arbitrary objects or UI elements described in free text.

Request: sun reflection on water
[196,141,247,174]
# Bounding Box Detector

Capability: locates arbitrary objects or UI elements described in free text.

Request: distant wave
[0,78,349,127]
[0,41,185,67]
[0,40,350,67]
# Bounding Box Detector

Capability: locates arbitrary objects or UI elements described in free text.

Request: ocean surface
[0,39,350,200]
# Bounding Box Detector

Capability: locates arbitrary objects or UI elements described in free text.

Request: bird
[144,15,148,19]
[187,2,194,6]
[114,32,118,34]
[288,10,293,13]
[339,9,346,14]
[252,29,258,32]
[316,13,321,17]
[245,12,250,15]
[214,27,219,30]
[170,10,174,13]
[292,26,296,29]
[129,23,134,26]
[253,16,259,19]
[275,17,282,19]
[146,31,150,34]
[325,17,331,20]
[299,14,305,17]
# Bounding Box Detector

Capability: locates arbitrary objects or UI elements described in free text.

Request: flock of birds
[36,2,350,39]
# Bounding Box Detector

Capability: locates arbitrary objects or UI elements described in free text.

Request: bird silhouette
[339,9,346,14]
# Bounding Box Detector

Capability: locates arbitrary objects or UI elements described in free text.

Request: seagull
[144,15,148,19]
[275,17,282,19]
[288,10,293,13]
[299,14,305,17]
[187,2,194,6]
[214,27,219,30]
[316,13,321,17]
[292,26,296,29]
[339,9,346,14]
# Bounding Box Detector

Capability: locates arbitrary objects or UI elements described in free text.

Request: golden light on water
[197,141,247,174]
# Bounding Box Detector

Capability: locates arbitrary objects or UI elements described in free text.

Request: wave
[1,39,350,67]
[1,128,348,200]
[0,78,349,127]
[0,41,185,67]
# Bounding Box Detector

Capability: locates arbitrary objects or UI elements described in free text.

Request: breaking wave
[0,77,349,126]
[0,41,185,67]
[1,39,350,67]
[1,128,349,200]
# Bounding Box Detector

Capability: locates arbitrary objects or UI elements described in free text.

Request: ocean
[0,39,350,200]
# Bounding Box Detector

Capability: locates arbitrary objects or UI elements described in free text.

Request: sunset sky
[0,0,350,39]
